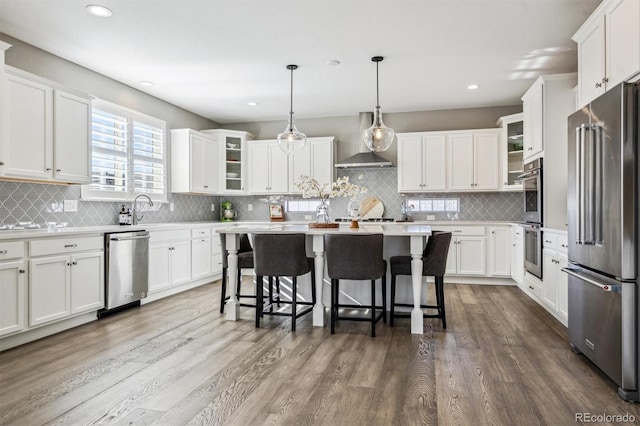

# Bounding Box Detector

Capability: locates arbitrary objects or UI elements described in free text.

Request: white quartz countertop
[0,220,519,240]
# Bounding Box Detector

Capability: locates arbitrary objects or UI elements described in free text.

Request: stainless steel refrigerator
[565,81,639,401]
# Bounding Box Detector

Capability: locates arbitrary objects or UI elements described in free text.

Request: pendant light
[363,56,395,152]
[277,64,307,155]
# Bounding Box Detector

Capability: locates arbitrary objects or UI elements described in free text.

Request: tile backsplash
[224,169,523,222]
[0,181,218,227]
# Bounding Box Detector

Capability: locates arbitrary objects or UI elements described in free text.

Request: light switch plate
[248,204,253,212]
[211,204,215,212]
[426,215,436,220]
[169,202,175,212]
[63,200,78,212]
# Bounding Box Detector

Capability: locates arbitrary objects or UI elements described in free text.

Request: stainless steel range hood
[334,112,394,169]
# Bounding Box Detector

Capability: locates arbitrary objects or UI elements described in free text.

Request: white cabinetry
[148,229,191,293]
[28,236,104,327]
[397,133,446,192]
[447,130,500,191]
[497,113,524,190]
[201,129,254,194]
[1,67,91,183]
[289,137,336,193]
[573,0,640,107]
[489,226,511,277]
[521,79,544,160]
[0,241,26,337]
[438,226,486,276]
[211,228,223,276]
[247,140,289,194]
[541,230,569,326]
[170,129,219,195]
[510,225,524,286]
[191,227,211,280]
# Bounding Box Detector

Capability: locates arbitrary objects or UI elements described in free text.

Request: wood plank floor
[1,280,640,425]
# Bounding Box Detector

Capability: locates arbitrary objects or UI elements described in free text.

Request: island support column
[410,235,425,334]
[224,233,241,321]
[312,234,325,326]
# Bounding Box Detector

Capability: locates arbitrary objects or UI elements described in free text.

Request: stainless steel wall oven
[520,158,543,278]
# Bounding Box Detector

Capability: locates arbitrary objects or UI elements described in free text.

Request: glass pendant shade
[277,112,307,155]
[362,56,394,152]
[277,64,307,155]
[363,106,395,152]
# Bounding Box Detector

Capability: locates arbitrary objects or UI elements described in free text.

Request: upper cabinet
[201,129,254,194]
[497,113,524,191]
[521,79,544,160]
[573,0,640,107]
[0,67,91,184]
[170,129,219,195]
[397,129,499,193]
[289,137,336,193]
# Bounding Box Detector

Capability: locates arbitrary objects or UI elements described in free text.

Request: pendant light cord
[290,65,294,116]
[375,60,380,109]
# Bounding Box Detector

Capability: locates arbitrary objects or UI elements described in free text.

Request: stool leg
[382,274,387,324]
[390,273,396,327]
[268,276,274,312]
[276,277,281,307]
[220,266,227,314]
[331,279,337,334]
[439,276,447,329]
[236,267,242,300]
[291,276,297,332]
[256,275,263,328]
[310,267,317,305]
[371,279,376,338]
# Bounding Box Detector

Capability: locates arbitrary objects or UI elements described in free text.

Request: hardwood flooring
[1,280,639,425]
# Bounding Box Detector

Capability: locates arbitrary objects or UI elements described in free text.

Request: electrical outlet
[426,215,436,220]
[211,204,215,212]
[304,215,312,220]
[63,200,78,212]
[170,202,175,212]
[248,204,253,212]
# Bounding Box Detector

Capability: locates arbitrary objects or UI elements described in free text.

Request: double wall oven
[520,158,543,279]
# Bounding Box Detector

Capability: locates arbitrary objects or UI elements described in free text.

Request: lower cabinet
[211,231,223,275]
[149,239,191,293]
[438,226,487,276]
[191,237,212,280]
[0,259,26,337]
[511,225,524,285]
[489,226,511,276]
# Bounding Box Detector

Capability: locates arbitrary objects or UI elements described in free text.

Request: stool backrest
[422,231,452,277]
[220,233,253,268]
[324,233,385,280]
[253,233,310,277]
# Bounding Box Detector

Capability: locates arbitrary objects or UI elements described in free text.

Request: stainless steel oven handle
[561,267,620,292]
[110,235,151,241]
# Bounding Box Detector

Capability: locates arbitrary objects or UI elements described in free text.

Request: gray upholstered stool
[253,233,316,331]
[324,233,387,337]
[219,233,260,313]
[389,231,452,328]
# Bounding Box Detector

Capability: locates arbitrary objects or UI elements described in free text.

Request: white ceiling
[0,0,600,124]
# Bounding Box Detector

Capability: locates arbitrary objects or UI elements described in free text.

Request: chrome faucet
[132,194,154,225]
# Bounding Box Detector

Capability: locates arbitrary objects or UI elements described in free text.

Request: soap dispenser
[119,205,128,225]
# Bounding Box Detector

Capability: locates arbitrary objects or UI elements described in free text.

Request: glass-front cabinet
[201,129,254,194]
[497,113,524,190]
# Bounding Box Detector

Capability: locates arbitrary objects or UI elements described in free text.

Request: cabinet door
[606,0,640,87]
[474,132,500,190]
[202,137,218,193]
[70,251,104,314]
[247,143,271,194]
[489,227,510,276]
[542,250,558,310]
[529,84,544,157]
[190,133,206,192]
[456,236,486,275]
[149,242,171,293]
[29,255,70,326]
[445,240,457,275]
[397,135,424,192]
[53,90,91,183]
[0,260,26,336]
[268,143,289,193]
[289,142,311,194]
[447,133,474,190]
[171,240,192,285]
[557,254,569,323]
[310,139,334,188]
[191,238,211,280]
[423,134,447,191]
[511,227,524,284]
[577,17,606,107]
[3,73,53,180]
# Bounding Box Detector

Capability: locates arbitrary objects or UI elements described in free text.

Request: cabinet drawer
[436,226,485,236]
[29,236,103,257]
[557,235,568,252]
[542,233,557,249]
[149,229,191,243]
[212,253,223,271]
[512,225,523,241]
[191,227,211,238]
[524,275,542,300]
[0,241,25,261]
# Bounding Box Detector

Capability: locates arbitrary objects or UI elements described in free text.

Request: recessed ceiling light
[327,60,341,66]
[467,84,479,90]
[247,101,258,106]
[86,4,112,17]
[139,81,155,87]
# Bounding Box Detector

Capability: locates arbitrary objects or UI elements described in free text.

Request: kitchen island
[217,223,432,334]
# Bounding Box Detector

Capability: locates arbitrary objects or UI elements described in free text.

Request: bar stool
[324,233,386,337]
[219,233,257,313]
[389,231,452,328]
[253,233,316,331]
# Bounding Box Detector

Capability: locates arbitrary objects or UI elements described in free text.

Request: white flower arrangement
[295,175,368,200]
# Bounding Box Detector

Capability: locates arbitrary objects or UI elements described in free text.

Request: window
[81,100,167,202]
[406,198,459,212]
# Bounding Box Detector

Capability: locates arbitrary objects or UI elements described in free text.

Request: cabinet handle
[56,169,62,172]
[602,77,609,84]
[64,244,77,248]
[0,250,7,254]
[67,262,71,266]
[561,244,567,248]
[528,147,533,151]
[19,269,25,273]
[453,230,462,233]
[72,261,78,265]
[46,168,52,171]
[0,161,4,166]
[504,182,508,185]
[204,185,208,188]
[595,82,602,88]
[529,285,534,290]
[512,244,516,247]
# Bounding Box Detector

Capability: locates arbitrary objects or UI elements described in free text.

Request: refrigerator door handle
[592,124,604,245]
[576,126,587,244]
[562,267,620,292]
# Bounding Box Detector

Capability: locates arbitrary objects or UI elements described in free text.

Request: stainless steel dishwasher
[100,230,150,317]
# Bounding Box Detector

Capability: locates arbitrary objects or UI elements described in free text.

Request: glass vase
[316,198,331,224]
